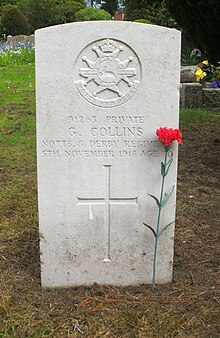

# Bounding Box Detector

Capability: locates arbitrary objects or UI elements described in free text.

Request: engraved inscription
[77,165,138,261]
[40,113,165,159]
[75,39,141,107]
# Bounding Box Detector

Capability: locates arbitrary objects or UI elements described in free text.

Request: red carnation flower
[156,127,182,147]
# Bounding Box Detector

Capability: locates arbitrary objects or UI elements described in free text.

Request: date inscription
[41,114,164,159]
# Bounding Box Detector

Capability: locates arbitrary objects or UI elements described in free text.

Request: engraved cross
[77,165,138,261]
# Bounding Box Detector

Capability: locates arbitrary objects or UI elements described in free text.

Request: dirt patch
[0,103,35,118]
[0,123,219,337]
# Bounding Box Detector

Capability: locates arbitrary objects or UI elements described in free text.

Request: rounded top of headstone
[35,21,181,36]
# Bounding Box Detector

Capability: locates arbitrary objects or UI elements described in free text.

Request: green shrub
[75,7,112,21]
[134,19,155,24]
[101,0,119,16]
[53,0,85,24]
[1,8,29,36]
[166,0,220,65]
[125,0,177,28]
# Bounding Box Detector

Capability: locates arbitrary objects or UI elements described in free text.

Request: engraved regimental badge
[75,39,141,108]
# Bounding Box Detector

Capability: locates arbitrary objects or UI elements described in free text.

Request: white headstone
[36,22,181,287]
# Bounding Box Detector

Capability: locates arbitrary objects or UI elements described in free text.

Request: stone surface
[180,66,196,83]
[203,81,213,89]
[36,21,181,287]
[7,34,35,44]
[203,88,220,108]
[180,83,202,108]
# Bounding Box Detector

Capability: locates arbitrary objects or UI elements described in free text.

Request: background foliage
[1,7,30,35]
[101,0,119,16]
[18,0,56,31]
[125,0,220,65]
[75,7,111,21]
[0,0,86,34]
[0,0,219,65]
[166,0,220,65]
[124,0,176,27]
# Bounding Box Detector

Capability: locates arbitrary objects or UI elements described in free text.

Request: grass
[0,64,35,139]
[0,64,36,242]
[180,108,219,128]
[0,63,219,337]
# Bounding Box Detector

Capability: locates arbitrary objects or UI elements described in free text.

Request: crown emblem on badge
[99,39,117,53]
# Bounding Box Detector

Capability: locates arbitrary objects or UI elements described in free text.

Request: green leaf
[148,193,160,208]
[161,162,165,176]
[158,221,174,237]
[161,185,175,207]
[143,222,156,238]
[164,158,173,176]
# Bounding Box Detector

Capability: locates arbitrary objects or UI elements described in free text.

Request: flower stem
[152,148,168,291]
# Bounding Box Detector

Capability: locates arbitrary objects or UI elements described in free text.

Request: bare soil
[0,123,219,337]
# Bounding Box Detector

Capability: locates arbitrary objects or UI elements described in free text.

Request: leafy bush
[134,19,155,24]
[101,0,119,16]
[125,0,176,28]
[166,0,220,65]
[1,8,29,36]
[75,7,112,21]
[53,0,85,24]
[18,0,56,30]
